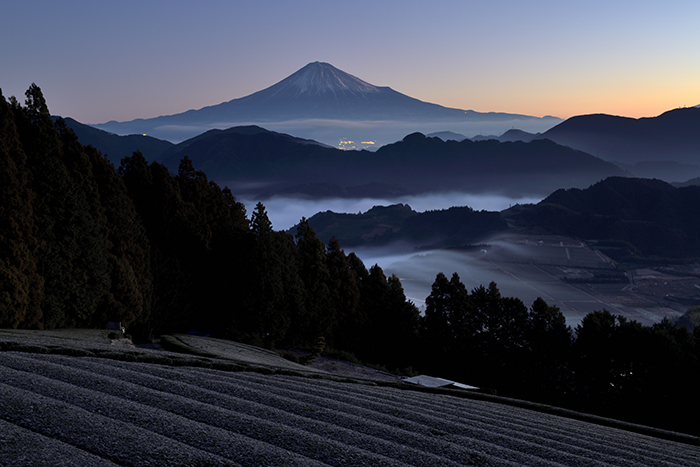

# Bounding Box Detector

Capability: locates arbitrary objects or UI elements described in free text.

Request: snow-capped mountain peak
[267,61,381,97]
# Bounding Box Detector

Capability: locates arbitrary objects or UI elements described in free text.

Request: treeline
[419,272,700,435]
[0,85,420,368]
[1,85,152,330]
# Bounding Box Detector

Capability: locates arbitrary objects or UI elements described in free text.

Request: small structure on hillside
[107,321,125,333]
[403,375,479,390]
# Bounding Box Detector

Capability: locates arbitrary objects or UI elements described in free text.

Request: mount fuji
[93,62,560,145]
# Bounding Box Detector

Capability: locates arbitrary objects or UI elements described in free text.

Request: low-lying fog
[240,192,541,232]
[240,192,588,319]
[239,192,671,329]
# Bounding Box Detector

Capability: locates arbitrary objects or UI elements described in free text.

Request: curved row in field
[1,349,698,467]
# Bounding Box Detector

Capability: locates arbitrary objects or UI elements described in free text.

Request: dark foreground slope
[1,331,699,466]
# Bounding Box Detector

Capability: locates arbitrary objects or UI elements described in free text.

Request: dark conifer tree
[120,153,195,334]
[383,273,421,369]
[86,144,152,329]
[15,85,109,328]
[242,202,294,345]
[353,264,418,368]
[342,251,370,351]
[0,92,43,328]
[572,309,622,413]
[355,264,392,362]
[522,297,573,401]
[422,272,454,360]
[293,218,333,346]
[422,272,477,375]
[325,237,361,349]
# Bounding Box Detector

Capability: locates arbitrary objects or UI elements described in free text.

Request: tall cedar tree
[242,202,295,345]
[14,85,109,328]
[0,91,43,328]
[0,85,152,329]
[293,218,333,346]
[120,153,195,335]
[120,153,250,336]
[354,264,420,369]
[324,237,361,350]
[84,143,152,328]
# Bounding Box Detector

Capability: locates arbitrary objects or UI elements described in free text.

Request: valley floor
[374,233,693,328]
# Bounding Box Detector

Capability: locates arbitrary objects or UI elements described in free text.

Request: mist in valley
[241,189,681,330]
[241,192,593,323]
[240,192,542,231]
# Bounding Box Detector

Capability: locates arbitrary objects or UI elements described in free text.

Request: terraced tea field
[1,330,698,466]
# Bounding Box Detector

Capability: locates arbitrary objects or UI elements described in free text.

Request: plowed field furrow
[0,419,121,467]
[325,382,680,467]
[186,368,613,467]
[1,348,698,467]
[0,355,408,467]
[215,371,699,467]
[223,373,632,466]
[37,354,529,467]
[20,354,569,466]
[57,354,700,466]
[0,362,331,467]
[0,382,237,466]
[196,369,641,465]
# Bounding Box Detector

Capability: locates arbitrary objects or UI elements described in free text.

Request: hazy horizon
[3,2,698,125]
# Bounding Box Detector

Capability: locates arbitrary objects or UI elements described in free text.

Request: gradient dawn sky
[2,0,698,125]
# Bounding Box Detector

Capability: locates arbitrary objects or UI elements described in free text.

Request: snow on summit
[270,61,381,97]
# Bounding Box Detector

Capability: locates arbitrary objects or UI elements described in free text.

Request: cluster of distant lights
[338,138,377,150]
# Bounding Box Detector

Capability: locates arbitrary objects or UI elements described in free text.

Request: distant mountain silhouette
[508,177,700,259]
[306,177,700,258]
[469,129,539,143]
[57,117,173,166]
[615,160,700,183]
[157,125,628,198]
[426,131,468,142]
[536,107,700,165]
[497,129,539,143]
[92,62,561,144]
[299,204,507,248]
[673,177,700,188]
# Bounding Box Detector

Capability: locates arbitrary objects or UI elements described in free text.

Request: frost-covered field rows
[1,350,699,467]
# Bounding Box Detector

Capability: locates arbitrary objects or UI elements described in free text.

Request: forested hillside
[0,85,421,369]
[508,177,700,260]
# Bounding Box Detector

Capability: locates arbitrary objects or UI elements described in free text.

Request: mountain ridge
[536,107,700,165]
[155,125,629,198]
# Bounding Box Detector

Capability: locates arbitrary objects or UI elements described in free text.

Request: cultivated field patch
[1,331,699,466]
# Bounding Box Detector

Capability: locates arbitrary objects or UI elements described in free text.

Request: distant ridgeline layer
[67,107,693,261]
[508,177,700,261]
[61,118,627,199]
[299,204,508,249]
[296,177,700,261]
[154,128,628,198]
[537,107,700,165]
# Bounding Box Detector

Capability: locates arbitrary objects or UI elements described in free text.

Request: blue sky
[2,0,698,124]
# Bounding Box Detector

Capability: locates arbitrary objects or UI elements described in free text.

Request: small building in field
[403,375,479,390]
